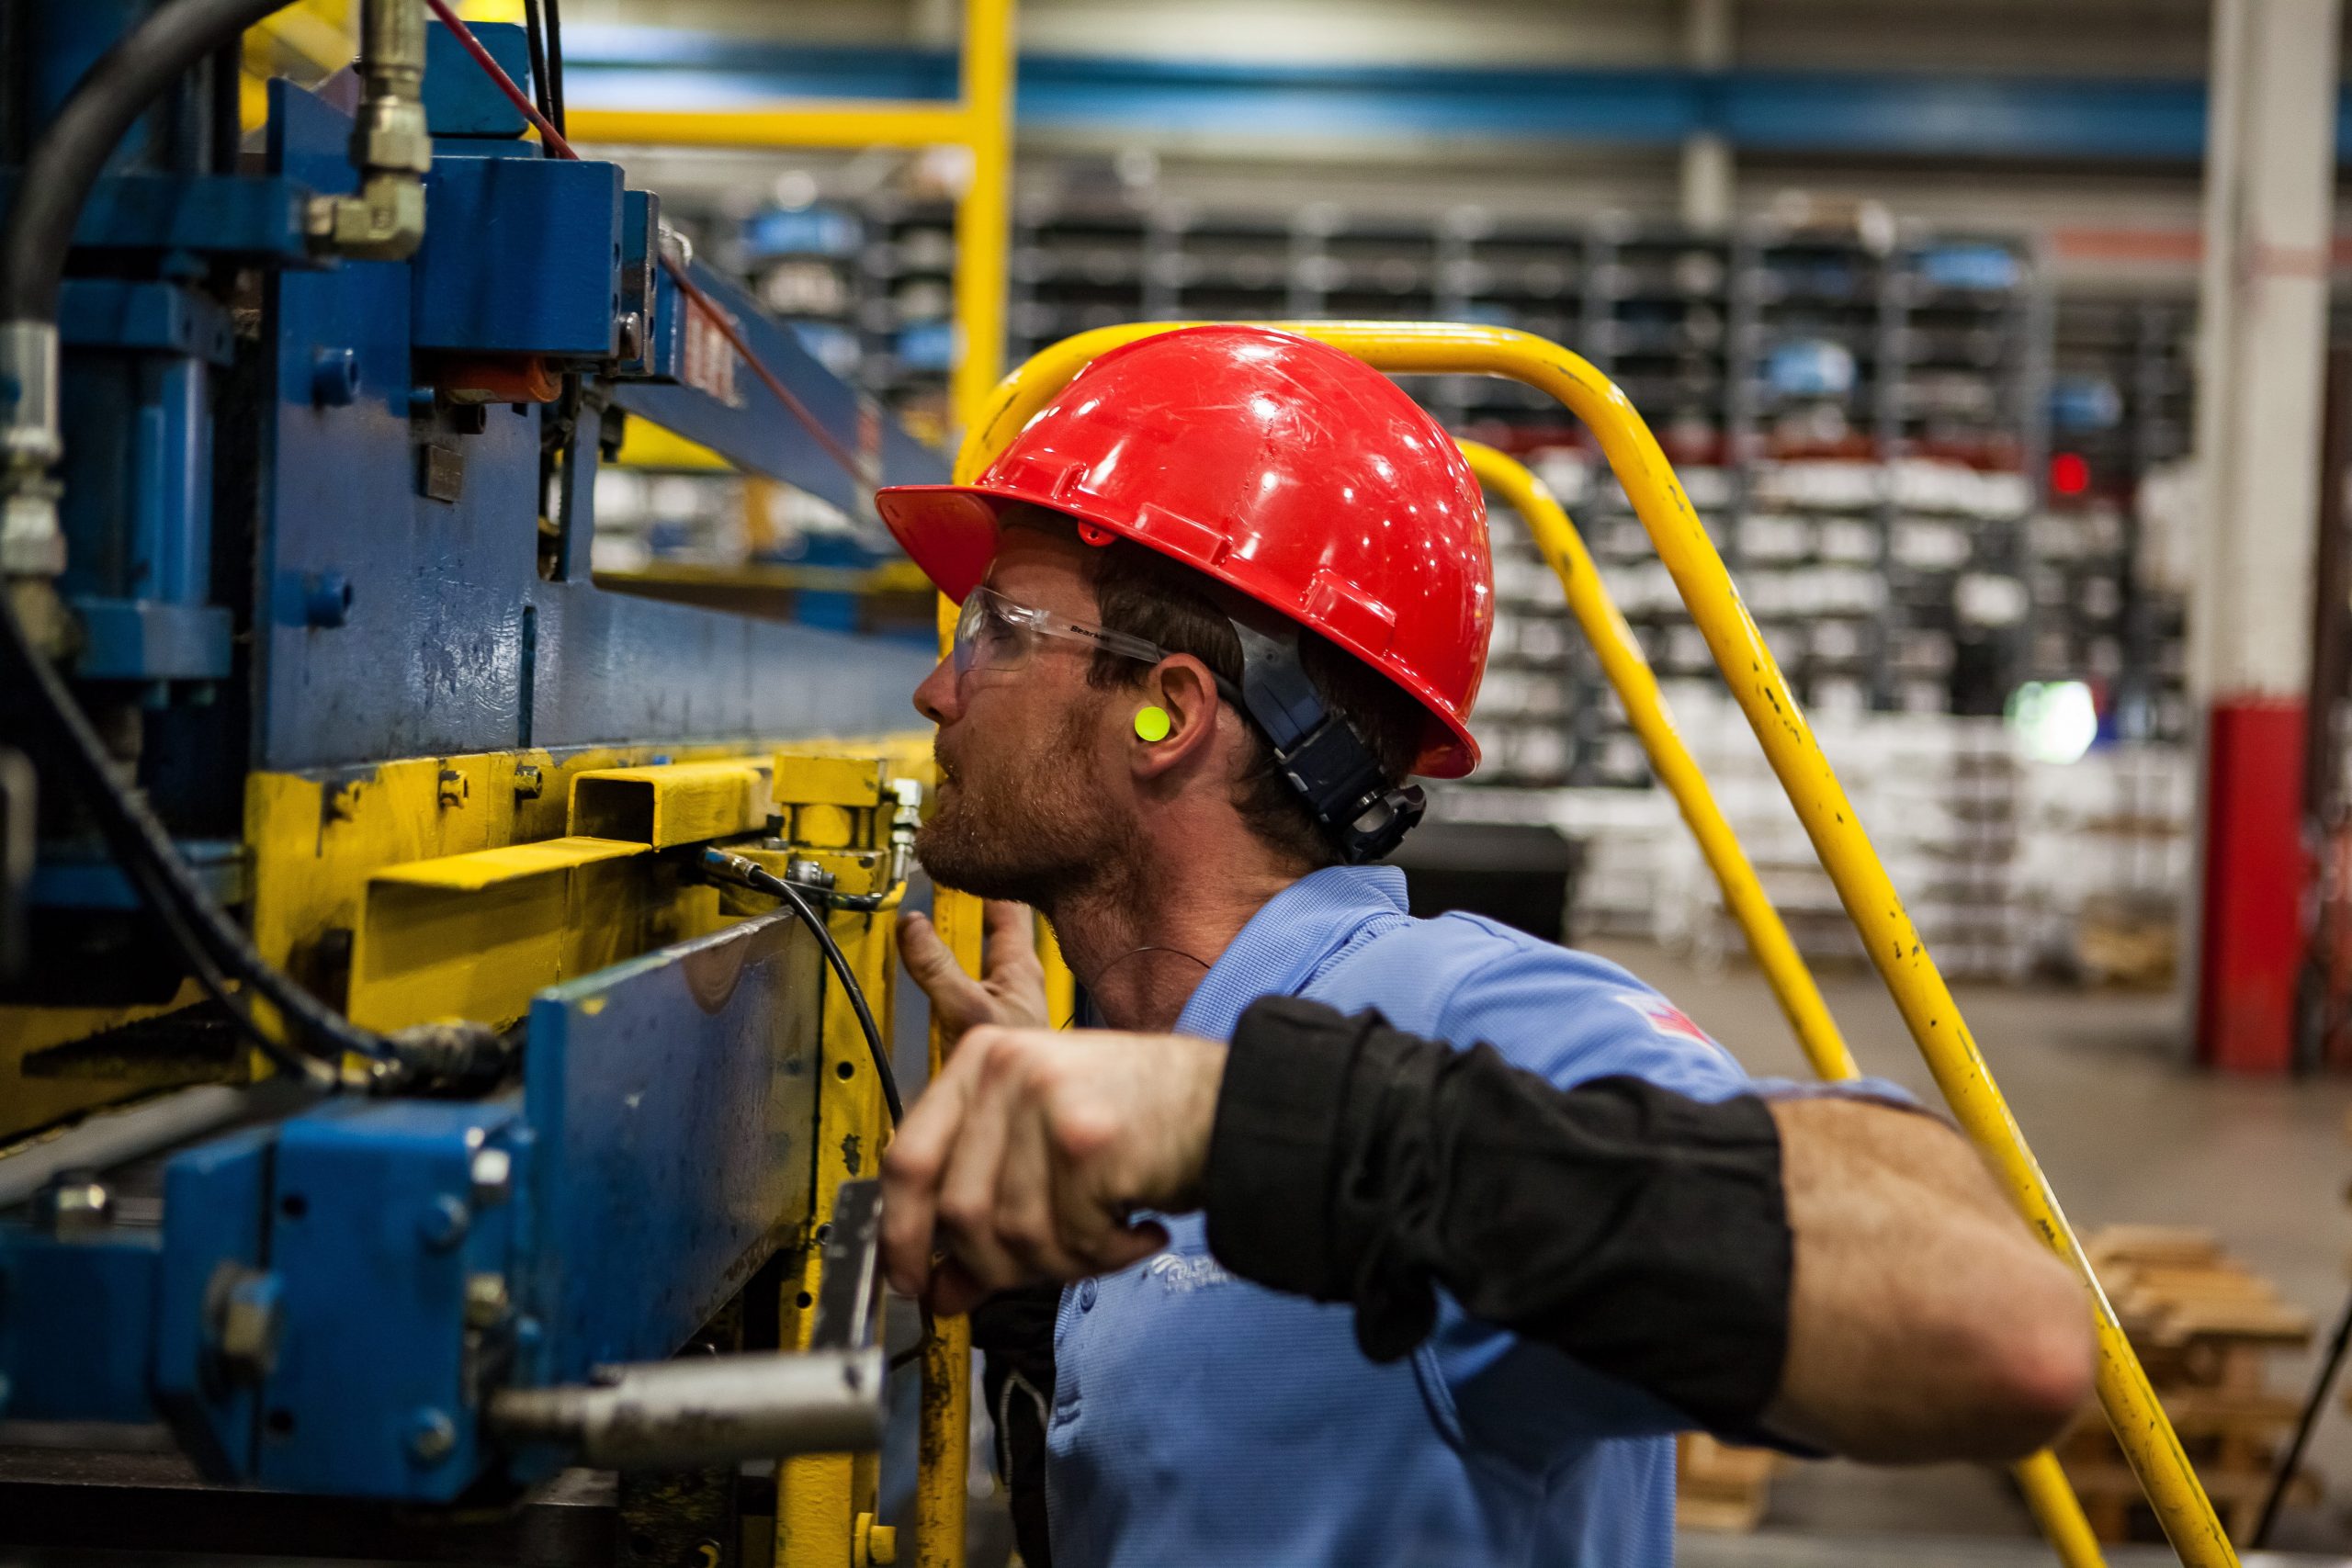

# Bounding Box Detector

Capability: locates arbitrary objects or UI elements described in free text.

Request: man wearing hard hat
[874,326,2092,1566]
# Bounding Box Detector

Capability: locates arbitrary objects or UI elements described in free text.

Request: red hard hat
[875,325,1492,777]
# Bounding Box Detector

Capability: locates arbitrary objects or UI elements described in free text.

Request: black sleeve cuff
[1202,995,1379,1301]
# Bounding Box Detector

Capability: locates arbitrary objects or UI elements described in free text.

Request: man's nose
[913,657,958,725]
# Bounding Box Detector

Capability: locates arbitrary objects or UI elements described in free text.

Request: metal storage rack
[699,191,2061,788]
[2045,293,2196,742]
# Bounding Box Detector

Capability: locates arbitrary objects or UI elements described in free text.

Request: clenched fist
[879,1026,1228,1315]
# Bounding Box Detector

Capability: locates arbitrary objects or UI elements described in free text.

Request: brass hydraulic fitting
[309,0,430,260]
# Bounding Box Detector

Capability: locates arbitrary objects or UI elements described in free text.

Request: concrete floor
[1578,936,2352,1563]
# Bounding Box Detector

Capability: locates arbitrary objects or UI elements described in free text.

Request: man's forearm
[1202,996,1793,1438]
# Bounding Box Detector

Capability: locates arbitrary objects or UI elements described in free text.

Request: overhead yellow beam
[568,104,976,151]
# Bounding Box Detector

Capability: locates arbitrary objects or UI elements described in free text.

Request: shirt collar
[1174,864,1410,1040]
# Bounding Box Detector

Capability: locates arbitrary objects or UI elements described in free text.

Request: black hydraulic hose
[541,0,566,135]
[0,602,392,1071]
[0,0,300,321]
[700,850,903,1125]
[520,0,555,144]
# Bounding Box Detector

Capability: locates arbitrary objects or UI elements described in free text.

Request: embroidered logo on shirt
[1613,992,1716,1048]
[1147,1254,1236,1295]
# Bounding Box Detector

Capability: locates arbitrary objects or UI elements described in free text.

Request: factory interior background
[11,0,2352,1565]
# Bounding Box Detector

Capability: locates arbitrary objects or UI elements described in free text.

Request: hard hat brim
[875,480,1478,780]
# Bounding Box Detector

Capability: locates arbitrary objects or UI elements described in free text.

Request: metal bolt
[469,1145,513,1205]
[463,1272,511,1329]
[512,764,545,800]
[615,310,645,361]
[311,346,360,407]
[302,571,352,628]
[408,1406,458,1465]
[436,768,468,808]
[855,1512,898,1567]
[417,1193,470,1252]
[34,1170,111,1236]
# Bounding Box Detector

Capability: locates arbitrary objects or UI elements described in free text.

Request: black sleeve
[1201,994,1792,1438]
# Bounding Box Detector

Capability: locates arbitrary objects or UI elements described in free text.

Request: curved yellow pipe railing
[1460,441,2104,1568]
[1456,441,1862,1085]
[952,321,2231,1568]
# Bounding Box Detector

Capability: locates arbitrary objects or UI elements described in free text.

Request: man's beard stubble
[916,705,1129,911]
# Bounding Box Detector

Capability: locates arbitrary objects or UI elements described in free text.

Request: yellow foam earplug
[1134,705,1171,742]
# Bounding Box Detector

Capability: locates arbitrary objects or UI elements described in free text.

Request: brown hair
[1000,504,1428,870]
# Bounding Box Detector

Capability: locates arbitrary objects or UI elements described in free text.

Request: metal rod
[2252,1278,2352,1546]
[488,1348,885,1470]
[957,320,2235,1568]
[0,1083,302,1208]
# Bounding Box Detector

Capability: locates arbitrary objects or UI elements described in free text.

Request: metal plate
[520,908,823,1384]
[253,82,940,772]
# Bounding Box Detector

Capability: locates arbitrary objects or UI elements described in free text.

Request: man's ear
[1130,655,1227,781]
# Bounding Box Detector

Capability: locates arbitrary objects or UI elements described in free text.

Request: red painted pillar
[2196,698,2310,1071]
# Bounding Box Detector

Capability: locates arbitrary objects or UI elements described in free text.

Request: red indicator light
[2050,452,2091,496]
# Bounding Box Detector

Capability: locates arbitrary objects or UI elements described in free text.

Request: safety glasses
[951,584,1169,680]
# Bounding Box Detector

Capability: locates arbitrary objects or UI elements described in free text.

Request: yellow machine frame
[944,322,2235,1568]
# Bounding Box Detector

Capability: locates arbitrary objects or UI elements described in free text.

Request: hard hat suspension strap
[1219,601,1427,864]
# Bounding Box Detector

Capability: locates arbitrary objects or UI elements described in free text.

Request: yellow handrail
[957,321,2232,1568]
[1460,440,2105,1568]
[1456,442,1860,1084]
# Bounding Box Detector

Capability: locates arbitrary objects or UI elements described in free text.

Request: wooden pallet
[1676,1432,1779,1532]
[2060,1226,2315,1543]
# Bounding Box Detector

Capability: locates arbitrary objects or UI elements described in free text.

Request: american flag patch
[1613,992,1716,1048]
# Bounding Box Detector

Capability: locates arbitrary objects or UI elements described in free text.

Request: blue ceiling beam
[560,27,2317,162]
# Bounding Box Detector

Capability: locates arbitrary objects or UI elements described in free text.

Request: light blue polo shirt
[1043,864,1777,1567]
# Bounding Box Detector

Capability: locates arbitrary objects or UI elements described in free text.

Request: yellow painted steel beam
[569,104,975,152]
[766,754,901,1568]
[917,883,978,1568]
[1462,440,2103,1568]
[961,321,2231,1568]
[615,415,731,471]
[570,758,775,849]
[948,0,1016,438]
[346,837,659,1032]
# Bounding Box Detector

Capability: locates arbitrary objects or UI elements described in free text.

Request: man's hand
[879,1026,1227,1315]
[898,898,1051,1042]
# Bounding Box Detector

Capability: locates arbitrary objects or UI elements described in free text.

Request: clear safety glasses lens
[953,588,1034,678]
[951,586,1170,680]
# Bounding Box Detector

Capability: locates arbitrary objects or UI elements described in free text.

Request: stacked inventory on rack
[2044,293,2197,741]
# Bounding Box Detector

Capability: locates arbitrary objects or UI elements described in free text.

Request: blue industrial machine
[0,4,938,1558]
